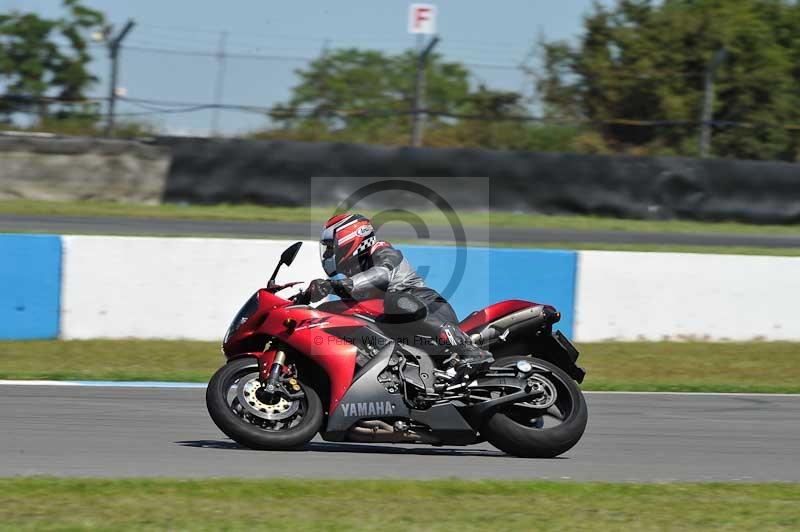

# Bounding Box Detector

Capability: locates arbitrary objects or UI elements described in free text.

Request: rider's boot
[438,323,494,381]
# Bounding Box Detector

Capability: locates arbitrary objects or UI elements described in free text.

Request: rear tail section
[461,300,585,383]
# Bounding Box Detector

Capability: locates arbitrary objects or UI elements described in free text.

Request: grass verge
[1,339,798,393]
[4,199,800,255]
[582,342,800,394]
[2,199,800,236]
[8,228,800,255]
[0,478,798,531]
[460,241,800,256]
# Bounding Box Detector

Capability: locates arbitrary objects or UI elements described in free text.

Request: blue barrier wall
[398,245,577,337]
[0,235,62,339]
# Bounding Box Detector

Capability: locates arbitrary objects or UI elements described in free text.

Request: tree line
[2,0,800,161]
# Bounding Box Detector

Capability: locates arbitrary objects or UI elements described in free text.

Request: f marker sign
[408,3,437,35]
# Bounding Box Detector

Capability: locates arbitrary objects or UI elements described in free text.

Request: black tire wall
[156,136,800,224]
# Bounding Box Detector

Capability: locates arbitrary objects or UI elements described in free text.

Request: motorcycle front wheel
[206,357,323,450]
[481,356,588,458]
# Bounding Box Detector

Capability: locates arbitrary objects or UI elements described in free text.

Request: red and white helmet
[320,213,375,276]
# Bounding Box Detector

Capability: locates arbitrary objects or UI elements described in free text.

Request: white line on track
[0,380,82,386]
[0,380,798,397]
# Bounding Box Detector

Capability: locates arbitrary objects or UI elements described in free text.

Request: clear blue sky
[5,0,610,135]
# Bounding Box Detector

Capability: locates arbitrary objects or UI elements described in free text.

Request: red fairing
[316,298,384,319]
[222,289,288,356]
[458,299,544,334]
[266,307,362,412]
[224,290,363,412]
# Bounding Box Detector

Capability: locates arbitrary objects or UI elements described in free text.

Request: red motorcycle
[206,242,587,457]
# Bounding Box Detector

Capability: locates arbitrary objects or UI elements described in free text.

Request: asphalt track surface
[3,214,800,247]
[2,384,798,481]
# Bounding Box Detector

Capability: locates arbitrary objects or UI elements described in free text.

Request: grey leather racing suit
[348,241,421,294]
[338,240,460,329]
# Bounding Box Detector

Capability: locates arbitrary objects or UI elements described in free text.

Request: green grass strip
[2,199,800,235]
[4,199,800,255]
[1,339,798,393]
[0,478,798,531]
[7,228,800,255]
[492,241,800,256]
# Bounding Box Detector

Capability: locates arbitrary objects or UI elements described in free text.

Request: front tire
[206,357,323,450]
[482,356,588,458]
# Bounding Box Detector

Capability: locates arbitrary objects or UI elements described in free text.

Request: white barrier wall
[61,236,323,340]
[60,236,800,342]
[574,251,800,341]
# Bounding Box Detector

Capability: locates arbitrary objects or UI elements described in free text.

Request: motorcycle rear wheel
[482,356,587,458]
[206,357,323,450]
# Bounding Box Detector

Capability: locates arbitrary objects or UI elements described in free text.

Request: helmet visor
[320,239,335,260]
[320,239,336,276]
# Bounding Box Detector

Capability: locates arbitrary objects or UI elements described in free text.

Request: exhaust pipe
[348,420,440,444]
[470,305,559,347]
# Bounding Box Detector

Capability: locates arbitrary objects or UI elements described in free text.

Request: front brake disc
[236,374,300,421]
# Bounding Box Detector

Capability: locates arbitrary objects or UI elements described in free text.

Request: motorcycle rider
[304,213,494,380]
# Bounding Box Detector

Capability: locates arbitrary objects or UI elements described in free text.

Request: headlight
[223,292,260,343]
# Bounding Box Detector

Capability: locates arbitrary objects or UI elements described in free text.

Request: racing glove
[306,279,333,302]
[306,278,354,302]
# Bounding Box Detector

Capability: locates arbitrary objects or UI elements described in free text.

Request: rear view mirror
[281,242,302,266]
[268,242,303,287]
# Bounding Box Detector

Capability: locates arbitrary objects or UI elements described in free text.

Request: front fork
[259,350,303,399]
[261,350,287,394]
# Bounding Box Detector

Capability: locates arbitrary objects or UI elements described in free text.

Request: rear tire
[206,357,323,450]
[482,356,587,458]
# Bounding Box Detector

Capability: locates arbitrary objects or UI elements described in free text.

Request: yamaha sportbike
[206,242,587,457]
